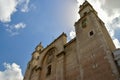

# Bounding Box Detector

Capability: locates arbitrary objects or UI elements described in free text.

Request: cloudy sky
[0,0,120,80]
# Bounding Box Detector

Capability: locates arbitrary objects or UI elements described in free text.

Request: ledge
[56,51,65,57]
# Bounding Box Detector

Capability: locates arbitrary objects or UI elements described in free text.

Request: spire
[84,0,88,3]
[39,42,42,46]
[35,42,43,51]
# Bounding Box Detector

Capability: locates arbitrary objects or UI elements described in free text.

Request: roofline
[39,32,67,53]
[64,37,76,48]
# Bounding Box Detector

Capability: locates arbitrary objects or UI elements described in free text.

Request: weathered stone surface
[23,1,120,80]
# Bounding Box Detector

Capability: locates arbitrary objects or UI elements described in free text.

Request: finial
[38,42,43,48]
[35,42,43,51]
[39,42,42,45]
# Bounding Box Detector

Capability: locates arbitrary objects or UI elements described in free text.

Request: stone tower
[75,1,119,80]
[23,1,120,80]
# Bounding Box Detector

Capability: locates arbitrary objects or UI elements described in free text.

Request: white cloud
[0,0,30,23]
[6,28,19,36]
[6,22,26,36]
[0,62,23,80]
[111,16,120,29]
[113,39,120,48]
[14,22,26,30]
[19,0,30,12]
[69,30,76,39]
[76,0,84,6]
[0,0,18,22]
[100,0,120,16]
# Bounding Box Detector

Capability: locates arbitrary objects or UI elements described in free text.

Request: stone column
[56,51,65,80]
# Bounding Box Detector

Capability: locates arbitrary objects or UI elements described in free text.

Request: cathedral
[23,1,120,80]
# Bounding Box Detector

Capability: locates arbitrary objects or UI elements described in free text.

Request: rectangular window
[90,31,94,36]
[88,30,95,38]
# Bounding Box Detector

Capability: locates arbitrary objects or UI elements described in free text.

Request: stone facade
[24,1,120,80]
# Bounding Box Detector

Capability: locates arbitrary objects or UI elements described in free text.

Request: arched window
[46,48,55,64]
[46,65,51,76]
[82,18,87,28]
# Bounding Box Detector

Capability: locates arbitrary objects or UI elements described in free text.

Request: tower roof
[78,0,97,17]
[80,0,92,9]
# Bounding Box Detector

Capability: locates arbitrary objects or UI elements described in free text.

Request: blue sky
[0,0,120,80]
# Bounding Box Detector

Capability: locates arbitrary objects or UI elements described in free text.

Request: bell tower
[75,1,115,51]
[75,1,119,80]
